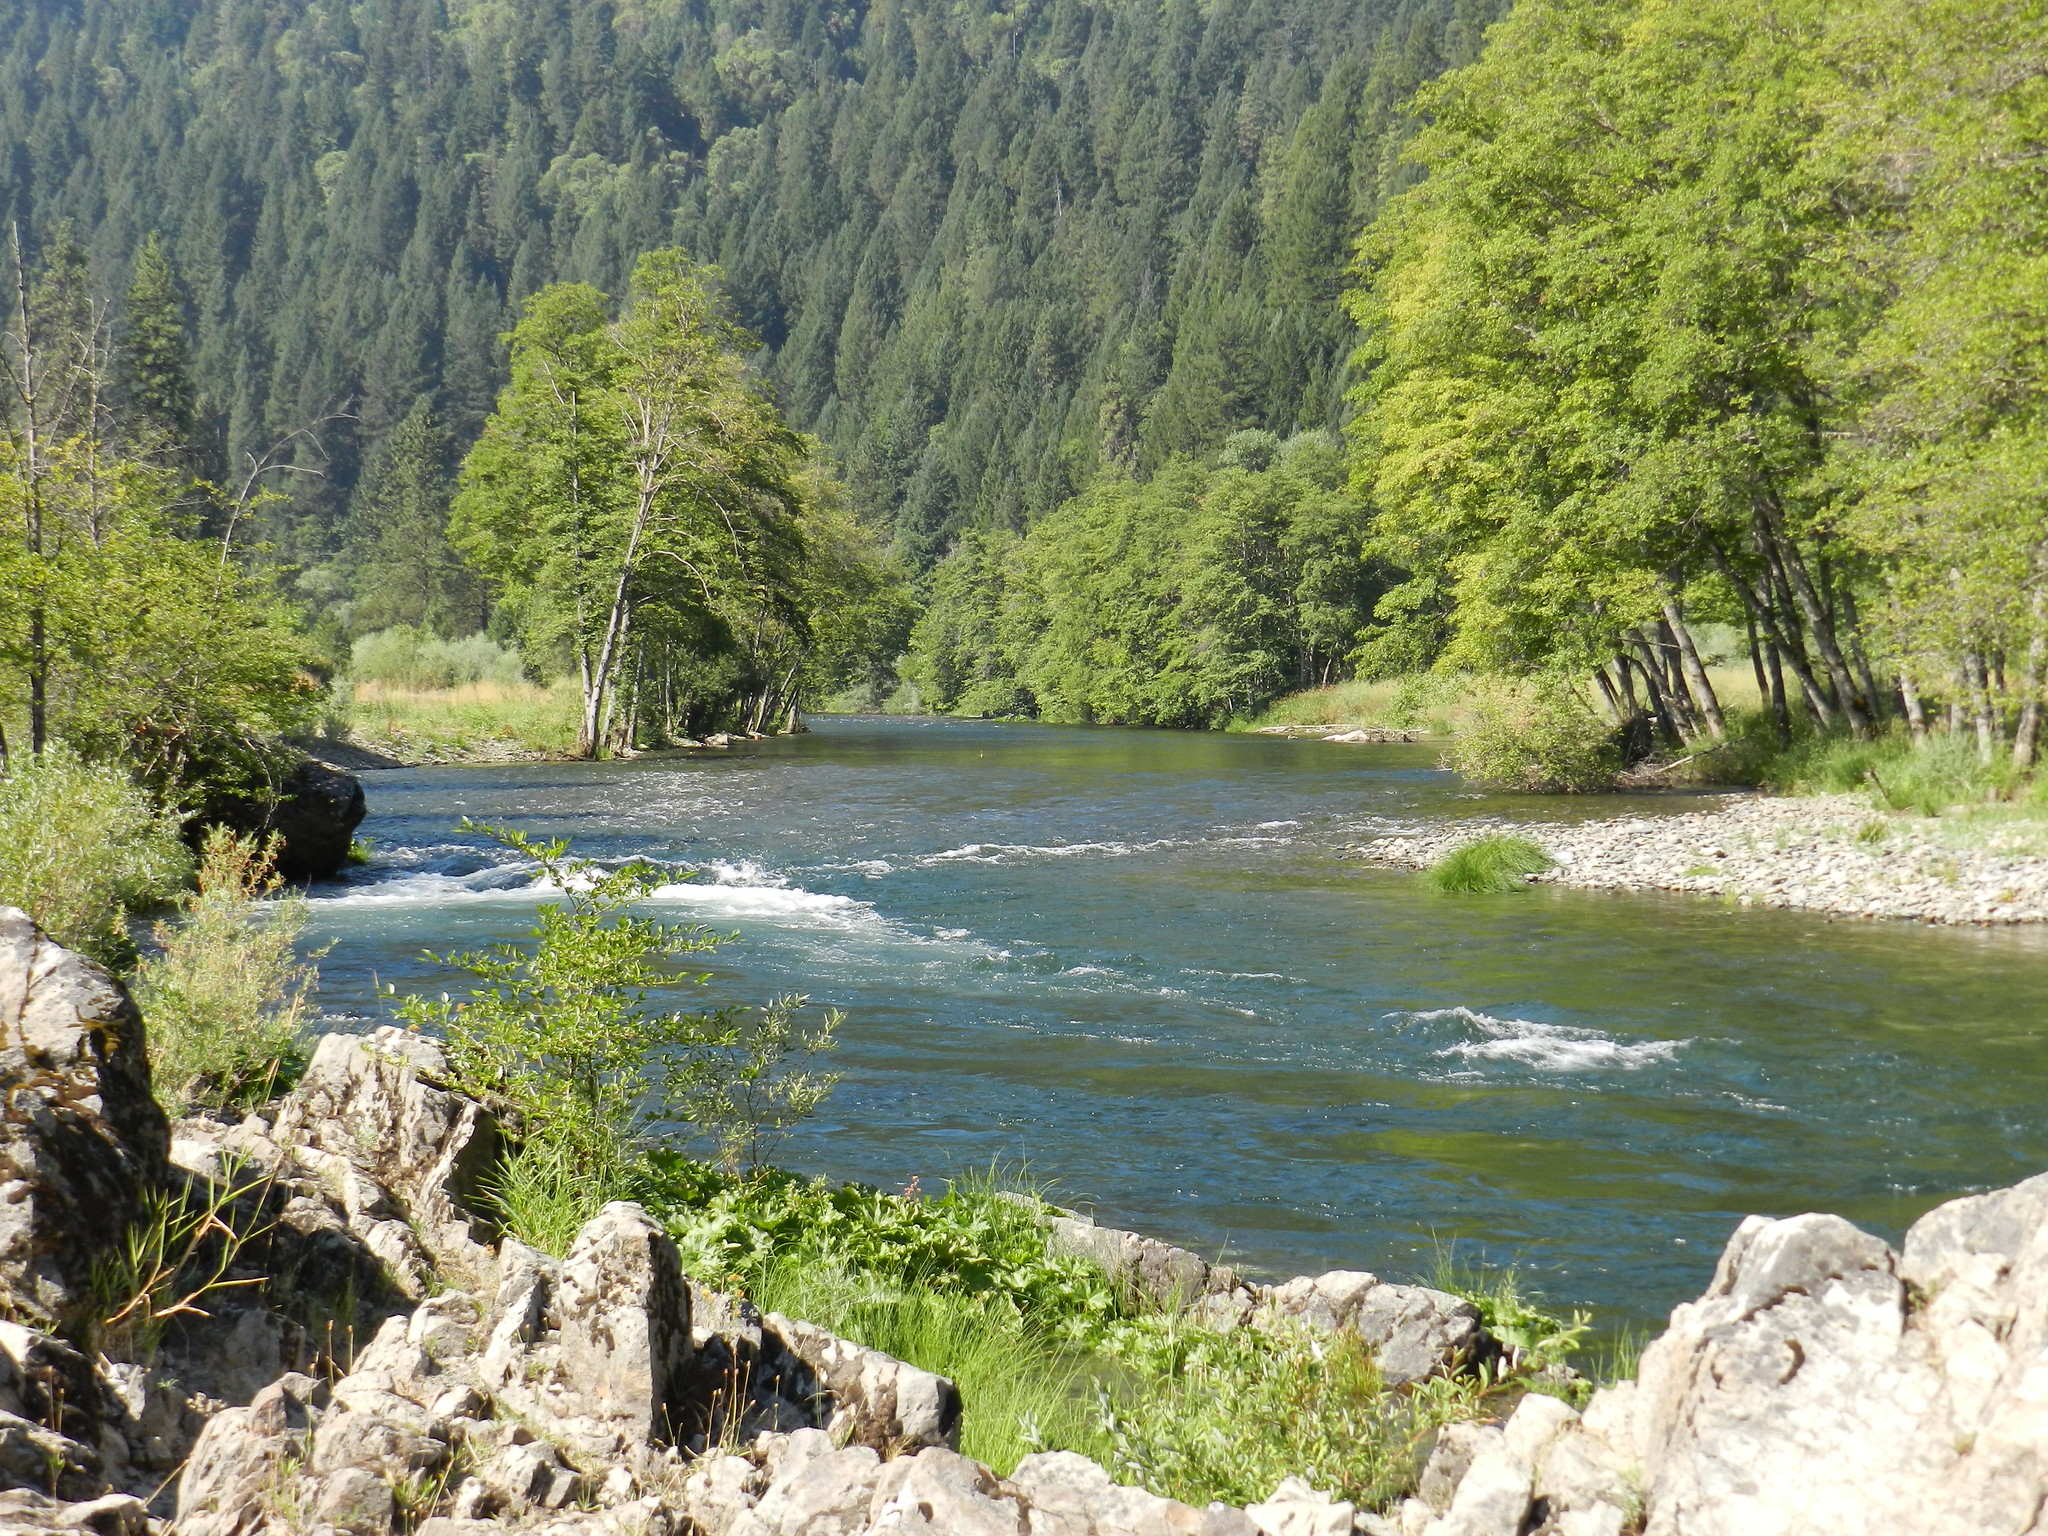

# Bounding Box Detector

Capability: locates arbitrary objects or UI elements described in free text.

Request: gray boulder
[1406,1171,2048,1536]
[1047,1212,1245,1310]
[764,1313,961,1455]
[0,908,169,1332]
[270,1026,501,1290]
[555,1201,696,1443]
[200,755,366,881]
[1262,1271,1485,1386]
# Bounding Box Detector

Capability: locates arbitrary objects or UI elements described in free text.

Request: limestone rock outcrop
[266,1026,502,1289]
[1262,1272,1486,1387]
[0,907,170,1331]
[1045,1209,1485,1386]
[1396,1173,2048,1535]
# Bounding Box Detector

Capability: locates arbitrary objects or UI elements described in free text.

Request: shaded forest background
[0,0,1499,586]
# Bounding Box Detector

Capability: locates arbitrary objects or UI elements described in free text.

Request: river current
[301,715,2048,1326]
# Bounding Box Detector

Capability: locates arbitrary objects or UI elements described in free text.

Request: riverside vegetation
[0,769,1591,1516]
[10,0,2048,818]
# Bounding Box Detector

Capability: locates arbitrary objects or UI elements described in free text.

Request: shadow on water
[301,715,2048,1326]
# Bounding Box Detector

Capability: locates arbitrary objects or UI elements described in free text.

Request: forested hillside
[0,0,1497,574]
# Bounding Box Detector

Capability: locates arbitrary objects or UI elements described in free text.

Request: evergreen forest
[3,0,2045,777]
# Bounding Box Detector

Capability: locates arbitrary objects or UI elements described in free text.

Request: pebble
[1355,793,2048,926]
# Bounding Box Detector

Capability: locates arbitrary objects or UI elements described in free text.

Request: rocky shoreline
[1357,791,2048,925]
[4,905,2046,1535]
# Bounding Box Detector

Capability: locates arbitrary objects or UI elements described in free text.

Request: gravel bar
[1355,793,2048,925]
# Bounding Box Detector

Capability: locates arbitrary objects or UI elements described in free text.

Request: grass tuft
[1425,835,1555,894]
[747,1259,1104,1473]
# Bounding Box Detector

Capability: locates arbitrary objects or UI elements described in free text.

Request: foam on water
[922,838,1180,865]
[645,859,880,928]
[1405,1006,1688,1073]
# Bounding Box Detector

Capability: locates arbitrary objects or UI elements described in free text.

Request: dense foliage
[0,0,1498,575]
[905,430,1376,725]
[1345,0,2048,778]
[454,251,891,750]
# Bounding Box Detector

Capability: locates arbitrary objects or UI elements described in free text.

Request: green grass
[1244,676,1470,735]
[748,1258,1106,1472]
[1425,835,1556,894]
[1771,726,2035,814]
[343,680,581,761]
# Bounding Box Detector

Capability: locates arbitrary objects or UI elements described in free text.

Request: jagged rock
[313,1465,397,1533]
[869,1446,1024,1535]
[729,1428,879,1536]
[1048,1212,1243,1308]
[679,1450,767,1535]
[270,1026,501,1288]
[1008,1450,1258,1536]
[765,1313,961,1454]
[0,1489,151,1535]
[1625,1184,2048,1535]
[0,909,170,1331]
[555,1202,696,1443]
[1262,1272,1485,1385]
[1245,1477,1356,1536]
[174,1372,325,1536]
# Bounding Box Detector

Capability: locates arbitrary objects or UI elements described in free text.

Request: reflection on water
[302,716,2048,1325]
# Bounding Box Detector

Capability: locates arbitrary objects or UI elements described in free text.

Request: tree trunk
[1766,638,1790,740]
[1626,649,1682,748]
[1755,496,1869,735]
[1636,629,1697,739]
[1705,535,1823,731]
[2013,594,2045,770]
[1591,666,1625,723]
[1838,586,1884,723]
[1663,603,1726,740]
[1964,651,1997,765]
[1899,673,1928,745]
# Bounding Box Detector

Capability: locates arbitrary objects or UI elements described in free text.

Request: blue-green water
[302,715,2048,1325]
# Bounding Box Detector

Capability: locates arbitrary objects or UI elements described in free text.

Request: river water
[301,715,2048,1326]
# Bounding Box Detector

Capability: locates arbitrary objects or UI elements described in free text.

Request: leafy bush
[350,626,527,690]
[0,747,192,968]
[398,825,839,1244]
[1444,679,1621,792]
[1427,1251,1589,1378]
[637,1158,1577,1506]
[135,829,316,1115]
[1426,835,1555,894]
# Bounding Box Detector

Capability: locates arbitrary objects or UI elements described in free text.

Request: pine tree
[347,397,484,639]
[114,234,217,485]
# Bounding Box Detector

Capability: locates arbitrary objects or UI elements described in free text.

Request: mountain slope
[0,0,1499,563]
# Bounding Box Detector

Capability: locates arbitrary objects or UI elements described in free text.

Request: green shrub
[1094,1321,1482,1508]
[350,626,527,690]
[398,824,839,1245]
[136,829,316,1115]
[1428,1251,1590,1378]
[1426,835,1555,894]
[1445,679,1621,792]
[0,747,192,968]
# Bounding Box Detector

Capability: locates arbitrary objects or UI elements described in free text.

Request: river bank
[8,912,2046,1535]
[1357,791,2048,925]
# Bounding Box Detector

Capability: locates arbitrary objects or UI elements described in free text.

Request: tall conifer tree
[115,235,216,486]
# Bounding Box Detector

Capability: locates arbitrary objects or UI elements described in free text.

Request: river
[301,714,2048,1327]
